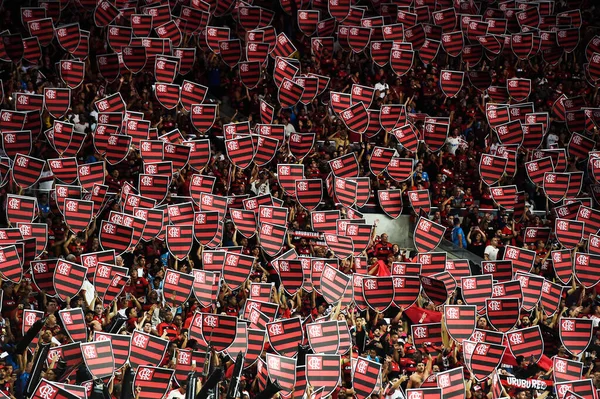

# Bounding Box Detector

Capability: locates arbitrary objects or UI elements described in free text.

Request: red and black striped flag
[154,84,180,110]
[361,276,394,312]
[17,223,47,257]
[507,78,531,102]
[295,179,323,211]
[540,279,564,317]
[479,154,507,185]
[559,318,594,356]
[423,121,448,152]
[12,154,45,189]
[190,104,217,133]
[485,297,520,333]
[556,380,596,399]
[174,349,207,385]
[5,194,37,225]
[133,366,174,399]
[443,305,476,343]
[390,48,414,76]
[514,272,544,312]
[481,260,513,283]
[553,356,584,384]
[267,316,303,357]
[53,259,87,302]
[98,221,133,255]
[192,269,220,307]
[163,269,194,307]
[165,225,193,261]
[55,23,81,54]
[266,356,297,397]
[333,178,358,208]
[259,222,287,257]
[413,217,446,253]
[134,207,164,242]
[503,245,536,273]
[258,205,288,228]
[386,157,413,182]
[30,259,56,295]
[0,245,22,284]
[405,388,442,399]
[461,275,493,313]
[289,132,315,160]
[31,380,80,399]
[58,60,84,89]
[506,326,544,362]
[138,174,170,204]
[543,172,570,203]
[277,164,304,196]
[408,190,431,215]
[222,252,255,290]
[320,263,351,304]
[225,135,255,169]
[329,153,359,178]
[199,313,237,352]
[352,357,381,399]
[324,233,354,260]
[306,354,341,397]
[525,156,553,186]
[573,252,600,289]
[63,199,93,234]
[81,340,114,379]
[179,80,208,112]
[436,367,464,399]
[59,308,87,343]
[121,46,147,73]
[194,211,220,244]
[439,70,464,98]
[495,120,523,146]
[411,323,443,357]
[420,273,450,306]
[94,332,131,371]
[369,146,394,175]
[555,218,584,249]
[48,157,78,185]
[468,341,506,382]
[94,1,119,27]
[279,259,305,296]
[278,78,304,108]
[129,330,168,369]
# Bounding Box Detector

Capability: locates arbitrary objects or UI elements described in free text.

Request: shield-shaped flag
[129,331,169,369]
[443,305,476,343]
[506,326,544,362]
[53,259,87,302]
[320,263,351,305]
[165,225,193,261]
[352,357,381,399]
[485,298,520,333]
[267,317,303,358]
[573,252,600,289]
[413,217,446,253]
[461,275,493,313]
[479,154,508,186]
[199,313,237,352]
[59,308,88,343]
[468,341,506,382]
[133,366,174,399]
[559,318,593,356]
[98,221,133,255]
[81,340,114,379]
[163,269,194,307]
[94,332,131,371]
[305,354,341,397]
[362,276,394,312]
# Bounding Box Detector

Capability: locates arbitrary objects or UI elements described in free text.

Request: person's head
[381,233,389,244]
[490,237,499,248]
[143,320,152,333]
[164,311,173,323]
[126,307,137,319]
[416,362,425,372]
[520,315,531,327]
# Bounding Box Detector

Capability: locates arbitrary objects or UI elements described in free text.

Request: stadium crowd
[0,0,599,399]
